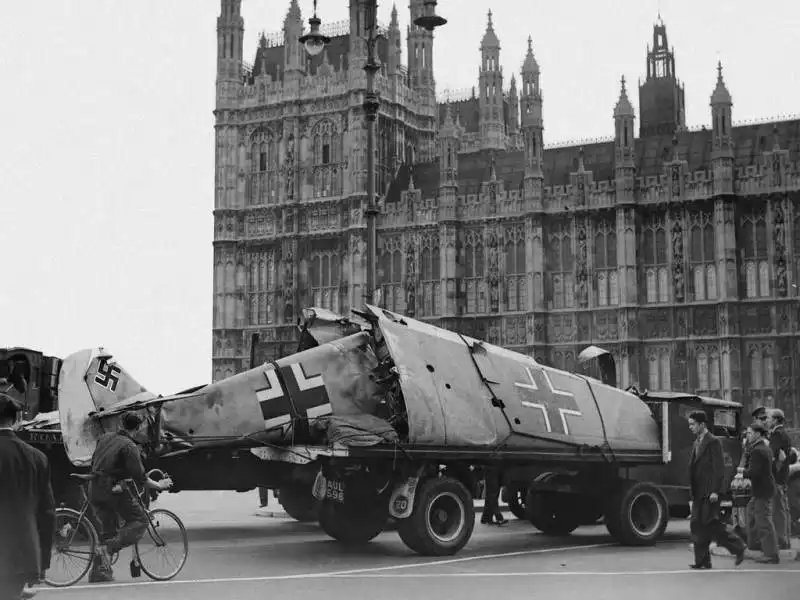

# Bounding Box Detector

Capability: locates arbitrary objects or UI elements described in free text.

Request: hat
[120,411,144,430]
[0,392,21,420]
[750,420,769,435]
[751,406,768,418]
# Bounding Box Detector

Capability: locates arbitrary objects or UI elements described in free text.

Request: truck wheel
[505,485,528,520]
[605,481,668,546]
[318,498,388,545]
[278,482,319,523]
[525,490,581,535]
[397,476,475,556]
[789,474,800,536]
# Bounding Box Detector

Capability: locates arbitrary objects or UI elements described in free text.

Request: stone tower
[638,17,686,137]
[479,10,505,150]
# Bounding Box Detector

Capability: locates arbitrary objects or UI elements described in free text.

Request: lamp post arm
[363,0,380,306]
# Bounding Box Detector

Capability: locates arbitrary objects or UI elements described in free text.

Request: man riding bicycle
[88,411,172,583]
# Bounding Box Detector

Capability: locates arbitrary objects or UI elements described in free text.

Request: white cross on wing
[513,365,583,435]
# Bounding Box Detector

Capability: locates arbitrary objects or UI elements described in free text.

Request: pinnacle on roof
[286,0,301,22]
[710,60,732,105]
[614,75,635,117]
[522,35,539,74]
[481,9,500,49]
[440,103,458,137]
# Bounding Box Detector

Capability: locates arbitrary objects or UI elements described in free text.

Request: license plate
[325,479,345,504]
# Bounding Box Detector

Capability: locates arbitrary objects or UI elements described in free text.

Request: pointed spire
[481,9,499,48]
[489,151,498,181]
[390,3,399,28]
[444,102,454,126]
[287,0,301,21]
[577,147,586,172]
[522,35,539,74]
[710,60,732,105]
[614,75,635,117]
[672,134,680,161]
[510,74,517,92]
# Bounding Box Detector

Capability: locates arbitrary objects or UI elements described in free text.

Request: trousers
[690,500,745,566]
[0,577,25,600]
[772,484,791,549]
[747,496,779,559]
[89,482,148,555]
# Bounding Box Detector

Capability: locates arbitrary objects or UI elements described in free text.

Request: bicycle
[44,470,189,587]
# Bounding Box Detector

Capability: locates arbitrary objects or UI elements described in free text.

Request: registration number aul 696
[325,479,345,503]
[311,472,345,504]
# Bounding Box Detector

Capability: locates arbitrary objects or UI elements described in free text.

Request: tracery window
[247,127,278,205]
[695,347,721,394]
[379,242,404,313]
[741,207,770,298]
[748,345,775,391]
[463,230,486,314]
[248,252,275,325]
[504,226,527,311]
[642,212,669,304]
[418,237,441,317]
[647,347,671,390]
[689,210,717,301]
[546,219,573,309]
[309,253,341,313]
[594,218,618,307]
[311,119,342,198]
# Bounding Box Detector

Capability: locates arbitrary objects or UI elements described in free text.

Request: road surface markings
[39,542,616,592]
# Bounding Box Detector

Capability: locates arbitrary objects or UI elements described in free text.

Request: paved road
[34,491,799,600]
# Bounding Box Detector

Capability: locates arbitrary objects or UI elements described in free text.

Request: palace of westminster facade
[212,0,800,422]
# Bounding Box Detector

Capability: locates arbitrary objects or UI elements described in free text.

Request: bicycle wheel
[134,508,188,581]
[45,508,98,587]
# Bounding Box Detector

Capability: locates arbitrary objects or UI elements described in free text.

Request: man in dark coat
[0,392,55,599]
[87,411,172,583]
[687,410,745,569]
[766,408,792,550]
[744,420,780,563]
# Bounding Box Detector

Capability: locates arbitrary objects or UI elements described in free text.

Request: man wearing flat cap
[86,411,173,583]
[0,391,55,599]
[743,420,780,563]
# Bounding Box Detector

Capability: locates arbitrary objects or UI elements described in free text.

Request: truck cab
[1,347,61,421]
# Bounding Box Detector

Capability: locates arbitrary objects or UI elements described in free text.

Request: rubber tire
[604,481,668,546]
[396,476,475,556]
[505,484,528,520]
[788,473,800,536]
[278,482,319,523]
[44,508,98,588]
[318,499,388,545]
[525,490,581,536]
[134,508,189,581]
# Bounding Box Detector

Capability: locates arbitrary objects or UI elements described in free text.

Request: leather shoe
[689,563,712,570]
[754,555,779,564]
[734,551,745,566]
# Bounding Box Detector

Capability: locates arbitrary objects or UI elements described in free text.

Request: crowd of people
[689,405,797,568]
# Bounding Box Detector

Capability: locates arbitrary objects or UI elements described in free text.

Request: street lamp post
[302,0,447,305]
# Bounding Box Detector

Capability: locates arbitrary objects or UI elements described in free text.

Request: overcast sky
[1,0,798,395]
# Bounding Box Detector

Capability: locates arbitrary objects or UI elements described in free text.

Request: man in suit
[766,408,792,550]
[744,420,780,563]
[0,392,55,599]
[687,410,745,569]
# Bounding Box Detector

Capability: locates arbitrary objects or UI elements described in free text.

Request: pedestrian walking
[743,420,780,563]
[766,408,792,550]
[0,392,55,599]
[480,465,507,525]
[687,410,745,569]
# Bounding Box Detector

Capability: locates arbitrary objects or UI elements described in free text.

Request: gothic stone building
[212,2,800,423]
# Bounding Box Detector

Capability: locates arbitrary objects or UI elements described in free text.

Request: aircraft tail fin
[58,348,157,466]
